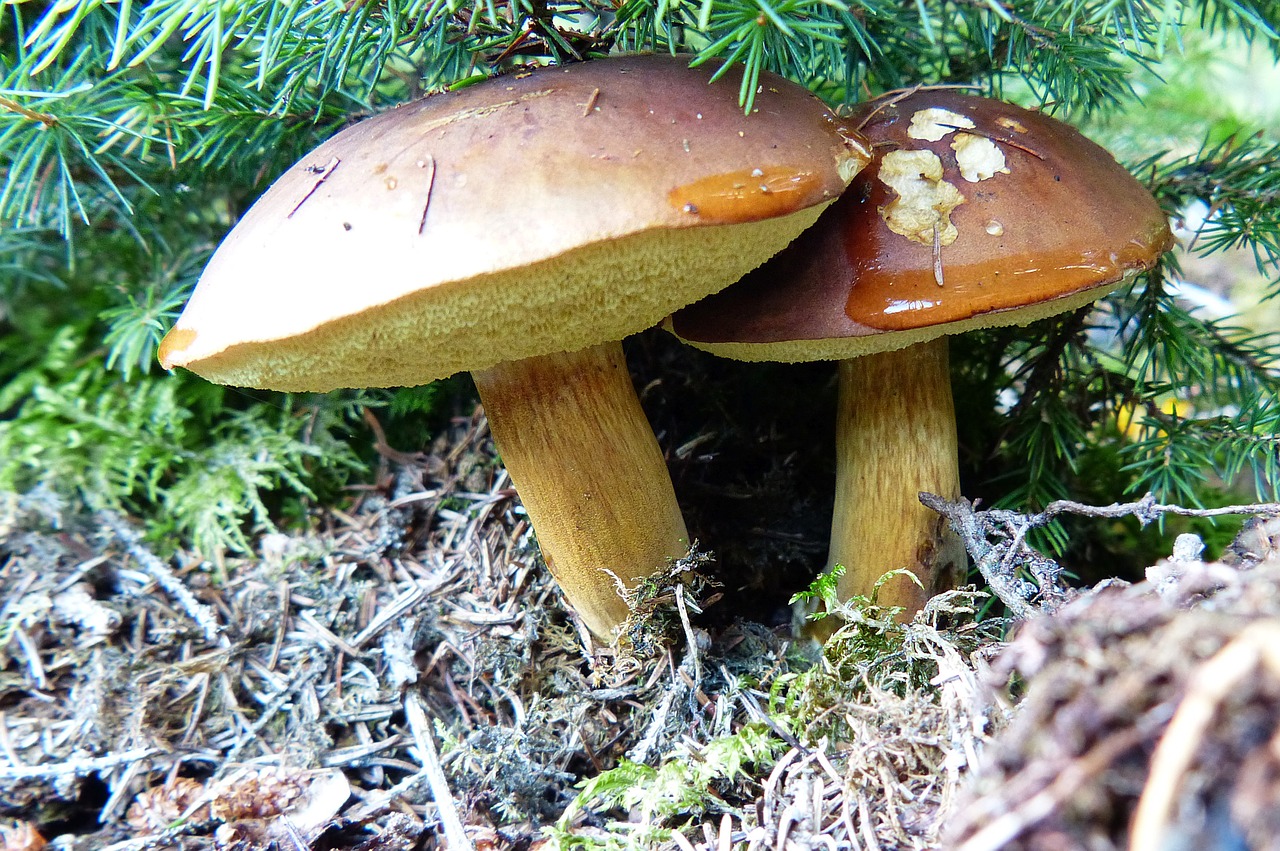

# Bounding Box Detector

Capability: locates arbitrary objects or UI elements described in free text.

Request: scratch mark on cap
[289,156,341,218]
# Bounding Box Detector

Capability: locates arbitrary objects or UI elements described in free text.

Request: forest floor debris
[3,405,1280,849]
[948,514,1280,851]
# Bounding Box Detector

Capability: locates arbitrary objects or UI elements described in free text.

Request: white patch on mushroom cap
[951,133,1010,182]
[996,116,1028,133]
[878,149,965,246]
[907,108,975,142]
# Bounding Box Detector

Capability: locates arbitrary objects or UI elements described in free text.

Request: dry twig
[98,511,222,643]
[404,691,474,851]
[921,492,1280,618]
[0,748,160,781]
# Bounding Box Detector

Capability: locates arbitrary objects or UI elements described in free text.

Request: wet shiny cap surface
[670,89,1173,358]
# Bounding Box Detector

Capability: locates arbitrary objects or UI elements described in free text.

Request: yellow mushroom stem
[829,337,967,613]
[472,340,689,639]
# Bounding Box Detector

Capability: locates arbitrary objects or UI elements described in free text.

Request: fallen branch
[972,493,1280,528]
[919,493,1280,619]
[0,747,160,780]
[918,494,1062,619]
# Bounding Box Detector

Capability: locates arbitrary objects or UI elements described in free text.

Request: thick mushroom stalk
[831,340,965,608]
[472,342,688,636]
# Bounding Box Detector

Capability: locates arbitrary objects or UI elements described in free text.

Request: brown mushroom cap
[159,54,868,391]
[670,89,1173,360]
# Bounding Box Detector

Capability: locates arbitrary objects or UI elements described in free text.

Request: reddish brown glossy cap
[159,54,870,391]
[670,89,1173,361]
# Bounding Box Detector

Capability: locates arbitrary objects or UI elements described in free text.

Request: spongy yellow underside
[184,203,831,391]
[676,277,1130,363]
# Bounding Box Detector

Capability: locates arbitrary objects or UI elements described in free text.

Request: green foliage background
[1,0,1278,560]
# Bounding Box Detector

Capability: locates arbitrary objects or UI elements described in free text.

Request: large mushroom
[159,54,870,640]
[670,90,1172,613]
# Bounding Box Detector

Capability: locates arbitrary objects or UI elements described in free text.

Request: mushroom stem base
[828,338,967,614]
[473,341,689,640]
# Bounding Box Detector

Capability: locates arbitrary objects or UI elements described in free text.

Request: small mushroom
[159,54,870,640]
[670,90,1172,614]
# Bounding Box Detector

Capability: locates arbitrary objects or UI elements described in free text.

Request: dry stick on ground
[673,583,703,690]
[627,650,696,766]
[98,511,223,644]
[0,748,161,781]
[404,691,474,851]
[920,493,1280,617]
[999,494,1280,525]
